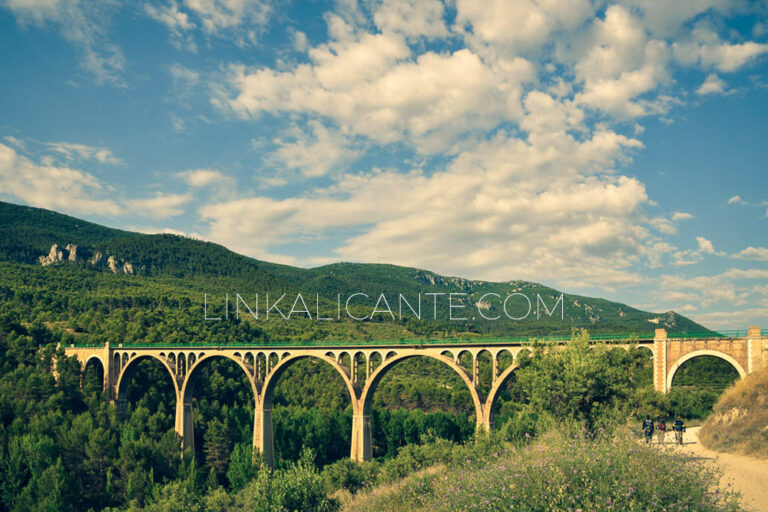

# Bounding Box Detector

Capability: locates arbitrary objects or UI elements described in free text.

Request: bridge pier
[653,328,667,393]
[253,400,274,467]
[476,403,494,433]
[176,399,195,455]
[350,412,372,462]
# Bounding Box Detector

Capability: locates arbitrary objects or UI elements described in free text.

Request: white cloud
[145,0,273,46]
[201,126,650,289]
[217,16,536,153]
[269,121,361,177]
[696,236,716,254]
[0,142,122,215]
[697,73,728,95]
[573,5,670,118]
[649,216,676,234]
[674,24,768,72]
[4,0,125,84]
[672,211,693,221]
[727,195,746,205]
[624,0,736,38]
[455,0,593,55]
[44,142,122,165]
[373,0,448,40]
[0,141,193,219]
[145,1,196,50]
[126,193,192,218]
[176,169,229,187]
[733,246,768,261]
[688,307,768,330]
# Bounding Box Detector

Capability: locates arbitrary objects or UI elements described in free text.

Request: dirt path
[671,427,768,512]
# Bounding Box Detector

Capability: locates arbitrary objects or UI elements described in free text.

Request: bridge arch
[359,353,482,421]
[82,355,106,391]
[484,363,520,426]
[178,353,258,457]
[115,354,178,403]
[666,350,746,390]
[261,354,356,410]
[181,353,257,405]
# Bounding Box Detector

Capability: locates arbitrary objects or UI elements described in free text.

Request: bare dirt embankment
[679,427,768,512]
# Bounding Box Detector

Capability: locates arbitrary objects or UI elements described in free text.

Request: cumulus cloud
[672,211,693,221]
[0,141,191,218]
[649,265,768,327]
[455,0,593,56]
[268,121,361,178]
[126,193,192,218]
[200,125,651,288]
[176,169,229,187]
[572,5,670,118]
[733,246,768,261]
[197,1,768,290]
[696,236,717,254]
[697,73,728,95]
[727,195,746,205]
[374,0,448,40]
[216,15,536,152]
[0,142,122,215]
[674,23,768,72]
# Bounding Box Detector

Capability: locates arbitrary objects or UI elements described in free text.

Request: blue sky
[0,0,767,329]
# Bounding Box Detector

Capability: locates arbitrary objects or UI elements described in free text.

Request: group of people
[642,415,686,445]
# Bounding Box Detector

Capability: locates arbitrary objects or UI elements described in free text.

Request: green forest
[0,201,743,511]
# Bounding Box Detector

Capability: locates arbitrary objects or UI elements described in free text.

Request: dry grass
[340,464,446,512]
[699,366,768,458]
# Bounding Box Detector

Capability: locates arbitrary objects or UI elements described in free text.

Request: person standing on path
[673,416,686,445]
[656,416,666,445]
[642,415,654,444]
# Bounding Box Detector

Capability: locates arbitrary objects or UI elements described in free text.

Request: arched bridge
[63,326,765,467]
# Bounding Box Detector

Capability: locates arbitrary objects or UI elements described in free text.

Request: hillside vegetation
[0,200,705,339]
[342,431,741,512]
[699,366,768,457]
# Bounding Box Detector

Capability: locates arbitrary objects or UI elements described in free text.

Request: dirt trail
[672,426,768,512]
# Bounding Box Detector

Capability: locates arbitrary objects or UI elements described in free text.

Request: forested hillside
[0,200,705,340]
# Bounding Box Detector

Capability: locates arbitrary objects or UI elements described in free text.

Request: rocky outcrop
[107,256,119,273]
[39,244,64,266]
[476,300,492,310]
[39,244,134,275]
[106,255,134,274]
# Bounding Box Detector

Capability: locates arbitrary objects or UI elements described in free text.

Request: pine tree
[203,418,229,479]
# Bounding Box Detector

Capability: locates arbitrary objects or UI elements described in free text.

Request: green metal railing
[66,328,760,350]
[667,330,747,339]
[69,332,656,349]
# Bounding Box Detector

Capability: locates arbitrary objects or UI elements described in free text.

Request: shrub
[232,448,339,512]
[322,458,378,494]
[347,430,742,512]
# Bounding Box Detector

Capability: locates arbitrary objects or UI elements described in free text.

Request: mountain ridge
[0,199,707,336]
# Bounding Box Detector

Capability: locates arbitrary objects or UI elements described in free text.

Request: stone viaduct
[62,326,765,467]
